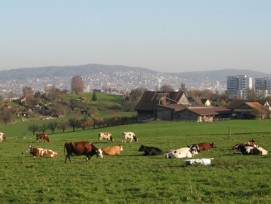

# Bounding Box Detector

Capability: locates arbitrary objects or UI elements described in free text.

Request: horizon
[1,1,270,73]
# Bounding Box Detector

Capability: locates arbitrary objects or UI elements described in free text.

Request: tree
[39,123,48,133]
[123,86,148,110]
[160,84,174,92]
[71,75,84,94]
[57,121,69,133]
[48,122,58,134]
[0,108,13,124]
[92,91,97,101]
[22,86,33,97]
[68,118,81,131]
[28,124,39,135]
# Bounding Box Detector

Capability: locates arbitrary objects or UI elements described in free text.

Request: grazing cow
[98,132,114,142]
[64,141,103,163]
[233,144,268,155]
[0,132,7,143]
[102,145,123,156]
[189,142,216,152]
[26,146,58,157]
[138,145,164,156]
[166,146,199,159]
[36,133,50,143]
[122,132,138,143]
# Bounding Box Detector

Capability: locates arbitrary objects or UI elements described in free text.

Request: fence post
[228,126,231,138]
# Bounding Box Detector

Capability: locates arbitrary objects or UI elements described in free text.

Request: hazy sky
[0,0,270,73]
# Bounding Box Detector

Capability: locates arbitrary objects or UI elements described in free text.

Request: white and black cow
[122,132,138,143]
[166,146,199,159]
[233,144,268,155]
[138,145,164,156]
[98,132,114,142]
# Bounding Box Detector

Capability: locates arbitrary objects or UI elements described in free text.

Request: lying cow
[64,141,103,163]
[233,144,268,155]
[36,133,50,143]
[138,145,164,156]
[98,132,114,142]
[0,132,7,143]
[122,132,138,143]
[102,145,123,156]
[189,142,216,152]
[26,146,58,158]
[166,146,199,159]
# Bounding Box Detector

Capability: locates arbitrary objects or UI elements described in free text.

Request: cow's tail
[64,143,66,155]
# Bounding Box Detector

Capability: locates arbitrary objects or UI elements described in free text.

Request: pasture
[1,120,271,203]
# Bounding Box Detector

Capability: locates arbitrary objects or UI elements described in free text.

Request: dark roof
[135,91,185,111]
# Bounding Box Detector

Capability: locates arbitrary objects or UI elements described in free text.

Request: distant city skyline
[0,1,270,73]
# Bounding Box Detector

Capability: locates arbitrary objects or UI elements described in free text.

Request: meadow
[0,119,271,203]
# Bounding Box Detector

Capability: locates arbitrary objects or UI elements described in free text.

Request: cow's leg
[86,156,91,162]
[65,154,71,163]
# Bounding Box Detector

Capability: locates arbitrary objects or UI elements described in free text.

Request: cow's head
[189,146,199,155]
[138,145,146,152]
[210,143,216,148]
[26,146,33,153]
[133,136,138,142]
[110,136,114,142]
[247,139,256,146]
[96,149,103,158]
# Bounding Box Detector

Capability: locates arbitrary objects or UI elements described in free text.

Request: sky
[0,0,270,73]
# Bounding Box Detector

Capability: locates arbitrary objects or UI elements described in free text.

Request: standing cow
[102,145,123,155]
[26,146,58,158]
[0,132,7,143]
[122,132,138,143]
[138,145,164,156]
[98,132,114,142]
[36,133,50,143]
[64,141,103,163]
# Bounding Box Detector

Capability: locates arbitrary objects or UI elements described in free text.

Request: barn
[135,90,231,122]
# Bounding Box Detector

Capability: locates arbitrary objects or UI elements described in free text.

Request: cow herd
[0,130,268,163]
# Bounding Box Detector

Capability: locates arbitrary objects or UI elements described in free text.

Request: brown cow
[189,142,216,152]
[26,146,58,157]
[36,133,50,143]
[102,145,123,156]
[64,141,103,163]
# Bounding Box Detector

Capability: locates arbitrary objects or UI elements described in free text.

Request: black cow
[138,145,164,156]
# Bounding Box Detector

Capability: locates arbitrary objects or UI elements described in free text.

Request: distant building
[227,75,252,99]
[255,77,271,97]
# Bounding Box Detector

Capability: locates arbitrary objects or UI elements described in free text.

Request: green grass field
[1,120,271,203]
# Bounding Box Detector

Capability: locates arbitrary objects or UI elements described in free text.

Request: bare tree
[160,84,174,92]
[71,75,84,94]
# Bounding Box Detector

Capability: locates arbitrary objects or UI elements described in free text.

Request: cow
[138,145,164,156]
[64,141,103,163]
[26,146,58,157]
[0,132,7,143]
[189,142,216,152]
[36,133,50,143]
[233,144,268,155]
[122,132,138,143]
[98,132,114,142]
[246,139,256,146]
[102,145,123,156]
[166,146,199,159]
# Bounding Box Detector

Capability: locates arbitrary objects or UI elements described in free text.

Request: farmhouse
[135,91,231,122]
[231,101,271,119]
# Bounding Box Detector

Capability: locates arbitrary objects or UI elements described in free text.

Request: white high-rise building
[227,75,252,99]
